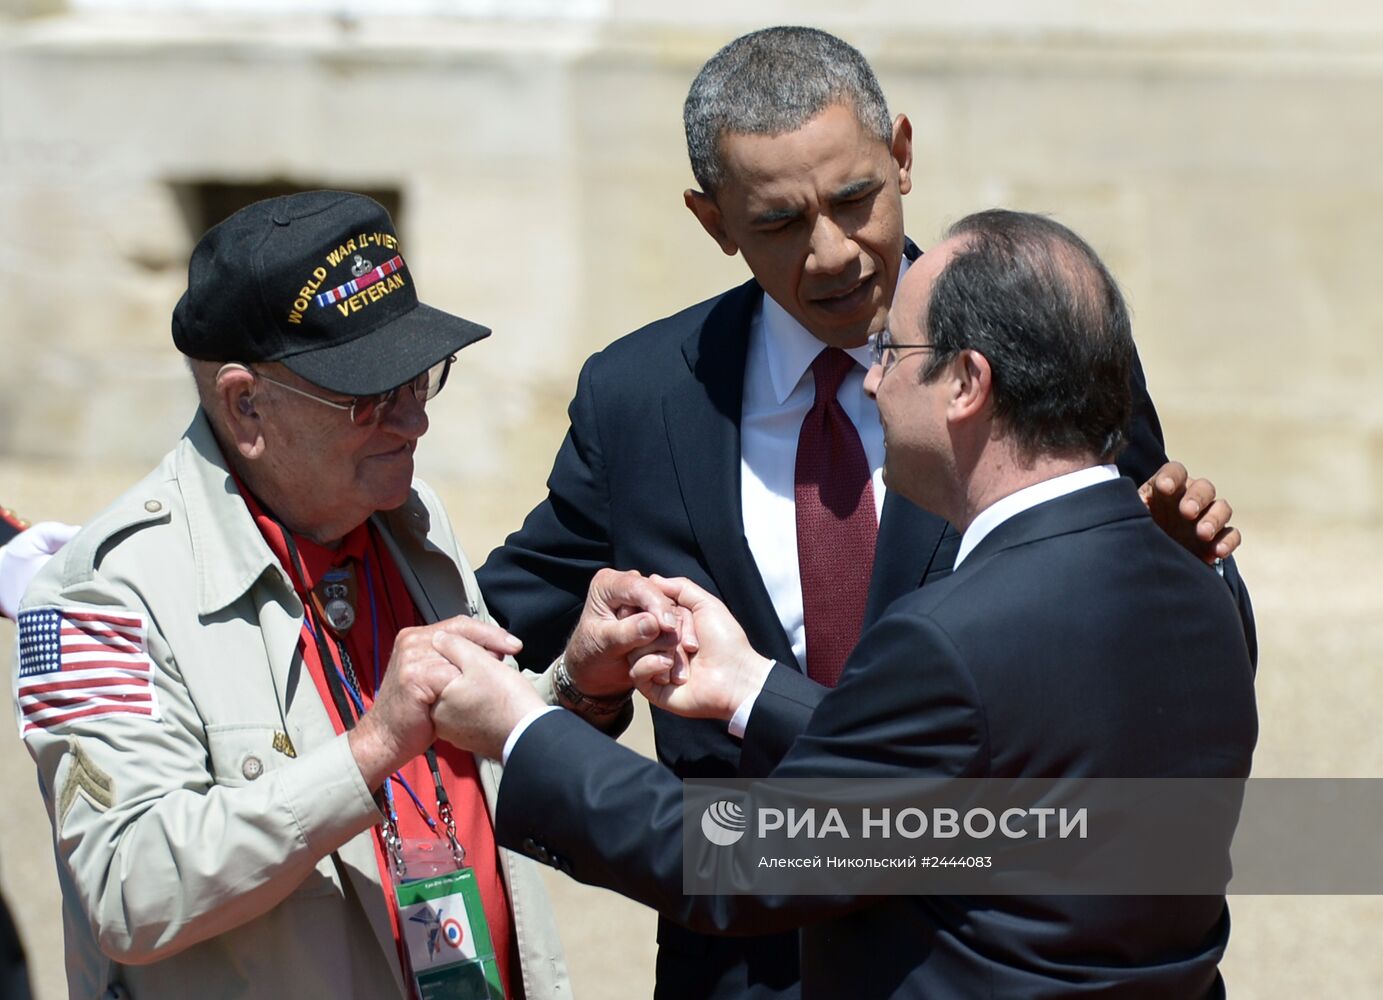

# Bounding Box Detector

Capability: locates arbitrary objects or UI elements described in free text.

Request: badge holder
[385,788,506,1000]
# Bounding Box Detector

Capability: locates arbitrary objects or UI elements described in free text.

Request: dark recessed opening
[170,180,404,243]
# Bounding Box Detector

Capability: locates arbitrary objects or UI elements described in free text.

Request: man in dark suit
[434,208,1258,998]
[477,27,1249,999]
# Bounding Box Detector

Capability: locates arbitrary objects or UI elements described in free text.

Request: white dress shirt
[953,464,1120,569]
[511,263,914,762]
[740,274,910,672]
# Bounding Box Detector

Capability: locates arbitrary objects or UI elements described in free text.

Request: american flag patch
[314,254,405,308]
[15,607,159,735]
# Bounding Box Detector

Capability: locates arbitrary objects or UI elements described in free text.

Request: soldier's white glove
[0,521,80,619]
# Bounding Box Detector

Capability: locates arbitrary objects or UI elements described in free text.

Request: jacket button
[242,755,264,781]
[144,500,163,513]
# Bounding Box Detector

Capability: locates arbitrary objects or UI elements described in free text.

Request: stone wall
[2,6,1381,521]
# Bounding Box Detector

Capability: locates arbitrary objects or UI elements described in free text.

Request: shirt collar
[176,408,423,617]
[760,255,911,405]
[236,477,373,594]
[954,464,1120,569]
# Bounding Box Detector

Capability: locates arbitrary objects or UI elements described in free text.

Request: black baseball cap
[172,190,489,395]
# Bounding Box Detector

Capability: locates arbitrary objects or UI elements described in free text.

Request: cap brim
[281,302,490,396]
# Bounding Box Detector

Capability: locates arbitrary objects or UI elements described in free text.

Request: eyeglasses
[867,332,936,371]
[250,355,455,427]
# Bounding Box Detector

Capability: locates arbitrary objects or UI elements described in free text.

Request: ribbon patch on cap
[286,230,406,325]
[314,254,404,309]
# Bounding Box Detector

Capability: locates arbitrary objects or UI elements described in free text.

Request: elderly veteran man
[13,191,669,1000]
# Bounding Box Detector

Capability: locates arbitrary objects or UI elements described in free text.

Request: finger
[626,638,677,662]
[634,677,672,711]
[670,649,690,685]
[1177,477,1217,521]
[600,570,683,634]
[421,658,465,699]
[436,615,523,657]
[1191,498,1232,540]
[627,642,689,687]
[590,611,675,656]
[1152,460,1188,496]
[431,629,492,668]
[433,672,466,712]
[629,651,675,687]
[647,574,681,599]
[1213,526,1242,560]
[648,574,718,613]
[677,604,699,653]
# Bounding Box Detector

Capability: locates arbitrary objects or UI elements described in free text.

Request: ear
[947,349,993,426]
[215,364,267,461]
[890,114,914,197]
[684,189,739,256]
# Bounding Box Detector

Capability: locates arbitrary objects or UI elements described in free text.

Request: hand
[561,568,697,700]
[431,633,546,761]
[348,616,521,789]
[629,575,772,722]
[1138,461,1241,564]
[0,521,81,619]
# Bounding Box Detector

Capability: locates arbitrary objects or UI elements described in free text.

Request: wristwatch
[553,655,632,718]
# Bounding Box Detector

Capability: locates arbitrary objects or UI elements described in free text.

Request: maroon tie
[795,347,877,688]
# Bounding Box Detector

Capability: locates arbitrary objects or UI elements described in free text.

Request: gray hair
[684,26,892,195]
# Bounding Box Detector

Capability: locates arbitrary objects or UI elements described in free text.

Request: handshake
[347,569,773,786]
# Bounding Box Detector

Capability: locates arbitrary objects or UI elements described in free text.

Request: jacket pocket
[205,723,342,900]
[204,722,296,788]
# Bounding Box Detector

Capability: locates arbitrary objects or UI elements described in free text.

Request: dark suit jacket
[477,258,1254,998]
[496,479,1259,999]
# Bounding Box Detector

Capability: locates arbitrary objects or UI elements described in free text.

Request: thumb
[435,615,523,657]
[594,611,664,655]
[648,574,718,614]
[432,629,488,668]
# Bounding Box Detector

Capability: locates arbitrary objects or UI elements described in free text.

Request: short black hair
[683,27,892,195]
[920,209,1134,462]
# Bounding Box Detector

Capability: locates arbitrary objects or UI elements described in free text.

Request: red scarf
[240,485,515,998]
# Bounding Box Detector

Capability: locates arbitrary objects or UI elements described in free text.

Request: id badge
[396,867,506,1000]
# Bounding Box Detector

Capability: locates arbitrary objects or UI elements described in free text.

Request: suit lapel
[372,501,472,623]
[864,492,949,626]
[663,280,797,666]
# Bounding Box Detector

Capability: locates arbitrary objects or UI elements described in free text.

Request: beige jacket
[18,411,570,1000]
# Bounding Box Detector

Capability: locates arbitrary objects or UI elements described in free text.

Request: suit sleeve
[477,357,614,670]
[495,610,988,936]
[738,664,825,778]
[1120,347,1257,665]
[1118,347,1169,485]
